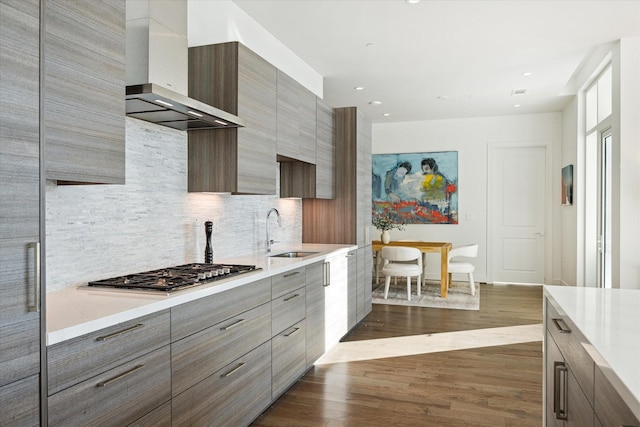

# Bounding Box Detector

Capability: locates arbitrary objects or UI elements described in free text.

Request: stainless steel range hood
[126,83,245,130]
[125,1,244,131]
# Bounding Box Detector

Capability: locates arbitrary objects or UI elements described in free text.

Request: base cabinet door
[172,341,272,427]
[305,262,325,367]
[272,320,306,399]
[347,250,357,330]
[0,375,40,427]
[48,345,171,427]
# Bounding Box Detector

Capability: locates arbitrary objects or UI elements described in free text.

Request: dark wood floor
[252,284,543,427]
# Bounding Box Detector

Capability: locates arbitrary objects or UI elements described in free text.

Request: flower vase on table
[381,230,391,244]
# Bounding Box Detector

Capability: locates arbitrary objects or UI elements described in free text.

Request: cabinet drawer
[127,401,171,427]
[48,345,171,427]
[171,302,271,397]
[272,320,306,399]
[48,310,170,395]
[546,299,594,404]
[272,286,306,336]
[594,365,640,427]
[171,277,271,342]
[272,267,305,299]
[172,341,272,427]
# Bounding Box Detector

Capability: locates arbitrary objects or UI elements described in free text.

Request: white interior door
[488,144,546,284]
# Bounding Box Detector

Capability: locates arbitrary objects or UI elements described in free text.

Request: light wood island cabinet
[544,289,640,427]
[188,42,277,194]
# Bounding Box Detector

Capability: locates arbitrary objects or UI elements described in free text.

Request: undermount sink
[269,251,319,258]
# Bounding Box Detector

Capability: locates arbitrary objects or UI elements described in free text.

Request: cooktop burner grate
[87,263,260,292]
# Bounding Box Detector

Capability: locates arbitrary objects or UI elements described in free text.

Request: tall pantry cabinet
[302,107,373,323]
[0,0,43,425]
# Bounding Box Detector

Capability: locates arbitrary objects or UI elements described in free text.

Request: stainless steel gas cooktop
[87,263,260,293]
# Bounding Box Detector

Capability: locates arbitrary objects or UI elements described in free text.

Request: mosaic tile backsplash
[46,118,302,292]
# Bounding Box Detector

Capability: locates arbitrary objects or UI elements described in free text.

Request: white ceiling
[233,0,640,123]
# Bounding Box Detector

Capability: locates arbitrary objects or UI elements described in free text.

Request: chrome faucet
[266,208,282,253]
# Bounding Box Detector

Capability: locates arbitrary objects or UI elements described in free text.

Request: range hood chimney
[125,0,244,130]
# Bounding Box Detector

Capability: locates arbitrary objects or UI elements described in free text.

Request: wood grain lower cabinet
[171,302,271,397]
[347,250,357,330]
[0,375,40,427]
[545,330,593,427]
[171,276,271,342]
[360,245,373,320]
[127,401,171,427]
[305,262,326,367]
[44,0,126,184]
[172,341,272,427]
[545,296,640,427]
[594,365,640,427]
[48,310,170,395]
[48,345,171,427]
[272,320,306,399]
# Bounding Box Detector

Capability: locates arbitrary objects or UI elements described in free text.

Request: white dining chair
[381,246,423,301]
[447,244,479,296]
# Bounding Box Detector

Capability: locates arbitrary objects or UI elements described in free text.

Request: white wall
[372,112,563,284]
[560,37,640,289]
[187,0,323,97]
[46,118,301,292]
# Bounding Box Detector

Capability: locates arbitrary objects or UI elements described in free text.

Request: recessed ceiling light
[369,101,382,105]
[522,72,533,77]
[354,86,364,91]
[406,0,420,3]
[383,113,391,117]
[514,104,521,108]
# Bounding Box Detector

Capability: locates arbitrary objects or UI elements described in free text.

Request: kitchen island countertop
[47,243,356,346]
[544,285,640,421]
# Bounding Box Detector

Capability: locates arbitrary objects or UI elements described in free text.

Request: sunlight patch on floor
[315,323,542,365]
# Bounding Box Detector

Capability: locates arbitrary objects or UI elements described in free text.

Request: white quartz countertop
[47,243,356,346]
[544,285,640,419]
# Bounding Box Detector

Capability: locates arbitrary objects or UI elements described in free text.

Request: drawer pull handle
[221,362,245,378]
[220,318,245,331]
[284,327,300,337]
[96,364,144,387]
[553,361,568,420]
[552,318,571,333]
[96,323,145,341]
[284,271,301,278]
[283,293,300,302]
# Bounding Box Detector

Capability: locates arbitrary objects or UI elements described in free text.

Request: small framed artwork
[562,165,573,205]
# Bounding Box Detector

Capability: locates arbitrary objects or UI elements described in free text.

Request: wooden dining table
[371,240,453,298]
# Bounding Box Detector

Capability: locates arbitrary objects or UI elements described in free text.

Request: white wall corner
[187,0,323,97]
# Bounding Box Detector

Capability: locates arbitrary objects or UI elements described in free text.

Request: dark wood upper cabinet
[44,0,126,184]
[188,42,277,194]
[302,107,371,245]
